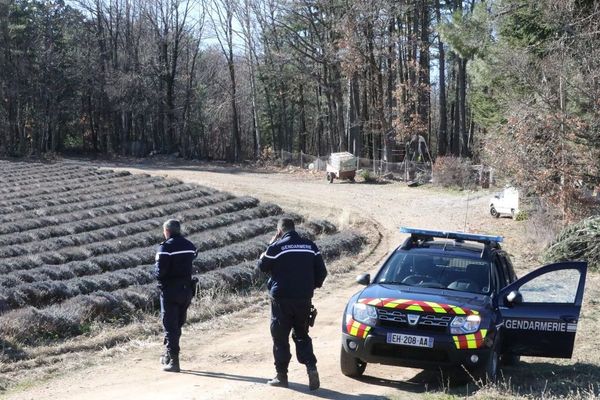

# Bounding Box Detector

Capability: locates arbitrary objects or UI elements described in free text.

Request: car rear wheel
[340,345,366,377]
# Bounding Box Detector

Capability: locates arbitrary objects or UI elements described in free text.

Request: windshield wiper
[419,283,446,289]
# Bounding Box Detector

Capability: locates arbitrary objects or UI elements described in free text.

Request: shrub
[359,169,378,183]
[0,307,82,345]
[432,156,474,189]
[305,219,338,236]
[514,210,528,221]
[543,216,600,271]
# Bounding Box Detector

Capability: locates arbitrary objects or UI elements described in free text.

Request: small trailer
[326,152,357,183]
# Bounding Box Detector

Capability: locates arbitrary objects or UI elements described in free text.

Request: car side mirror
[505,290,523,305]
[356,273,370,286]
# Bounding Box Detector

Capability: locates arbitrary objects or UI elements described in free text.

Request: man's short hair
[277,217,295,233]
[163,219,181,235]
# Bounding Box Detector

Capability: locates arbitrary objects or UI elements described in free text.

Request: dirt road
[5,163,503,400]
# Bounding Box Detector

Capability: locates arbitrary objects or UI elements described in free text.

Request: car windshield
[375,251,491,294]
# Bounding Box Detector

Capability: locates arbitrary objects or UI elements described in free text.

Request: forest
[0,0,599,218]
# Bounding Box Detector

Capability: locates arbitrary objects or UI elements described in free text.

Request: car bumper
[342,328,494,371]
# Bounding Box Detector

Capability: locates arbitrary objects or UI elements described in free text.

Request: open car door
[498,261,587,358]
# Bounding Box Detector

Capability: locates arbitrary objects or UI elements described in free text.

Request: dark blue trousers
[160,288,192,354]
[270,298,317,374]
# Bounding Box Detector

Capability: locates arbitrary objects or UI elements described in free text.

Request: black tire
[327,173,335,183]
[340,345,366,377]
[501,353,520,366]
[471,348,499,384]
[490,206,500,218]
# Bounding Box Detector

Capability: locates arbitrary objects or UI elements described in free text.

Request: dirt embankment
[2,162,549,400]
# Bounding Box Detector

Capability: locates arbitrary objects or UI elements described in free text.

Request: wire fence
[278,149,433,182]
[277,149,494,187]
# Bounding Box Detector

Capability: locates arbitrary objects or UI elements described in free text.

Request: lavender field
[0,161,365,346]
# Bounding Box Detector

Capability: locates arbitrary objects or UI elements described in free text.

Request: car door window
[495,257,507,287]
[499,255,513,286]
[490,261,500,294]
[502,256,517,282]
[519,268,581,303]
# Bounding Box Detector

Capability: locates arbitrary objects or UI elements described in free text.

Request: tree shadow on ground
[114,162,274,176]
[180,370,388,399]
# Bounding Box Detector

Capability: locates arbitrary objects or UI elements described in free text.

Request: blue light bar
[399,227,503,243]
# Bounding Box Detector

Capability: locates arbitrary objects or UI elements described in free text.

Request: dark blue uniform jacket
[154,234,197,296]
[257,231,328,299]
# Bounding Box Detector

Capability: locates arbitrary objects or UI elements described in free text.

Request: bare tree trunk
[459,57,468,157]
[435,0,447,156]
[209,0,241,161]
[299,84,307,153]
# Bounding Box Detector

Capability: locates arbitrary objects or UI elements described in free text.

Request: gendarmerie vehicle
[341,227,587,381]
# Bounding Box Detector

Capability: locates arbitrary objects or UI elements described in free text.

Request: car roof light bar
[399,227,503,244]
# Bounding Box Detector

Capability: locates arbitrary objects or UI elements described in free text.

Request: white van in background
[490,187,520,219]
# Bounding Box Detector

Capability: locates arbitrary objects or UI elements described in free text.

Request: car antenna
[463,190,470,232]
[443,231,449,252]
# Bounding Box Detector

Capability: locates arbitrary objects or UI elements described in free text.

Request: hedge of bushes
[0,228,365,346]
[0,162,367,351]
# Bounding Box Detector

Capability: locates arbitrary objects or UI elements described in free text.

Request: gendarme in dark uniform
[154,219,197,372]
[257,217,328,390]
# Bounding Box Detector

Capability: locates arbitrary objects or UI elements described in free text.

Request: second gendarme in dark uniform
[257,217,328,391]
[154,219,197,372]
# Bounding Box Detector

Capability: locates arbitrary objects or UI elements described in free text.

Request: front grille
[420,314,453,327]
[372,343,449,362]
[377,308,407,323]
[376,309,452,332]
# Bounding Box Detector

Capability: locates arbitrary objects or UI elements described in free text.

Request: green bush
[514,210,528,221]
[359,169,377,183]
[543,216,600,271]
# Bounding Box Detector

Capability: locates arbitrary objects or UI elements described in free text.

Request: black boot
[162,352,180,372]
[307,367,320,391]
[267,373,288,388]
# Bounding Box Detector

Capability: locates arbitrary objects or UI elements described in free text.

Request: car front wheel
[471,348,498,384]
[340,345,367,377]
[501,353,520,366]
[490,206,500,218]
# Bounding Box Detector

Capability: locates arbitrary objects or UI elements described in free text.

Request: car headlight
[352,303,378,326]
[450,315,481,334]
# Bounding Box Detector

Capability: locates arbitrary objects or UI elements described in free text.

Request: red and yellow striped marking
[346,318,372,339]
[452,329,488,349]
[358,298,479,316]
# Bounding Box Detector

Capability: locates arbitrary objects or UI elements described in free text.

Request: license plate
[386,333,434,348]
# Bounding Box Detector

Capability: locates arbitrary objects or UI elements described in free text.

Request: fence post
[300,151,304,169]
